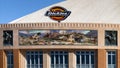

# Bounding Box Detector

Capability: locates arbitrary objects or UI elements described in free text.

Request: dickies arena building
[0,0,120,68]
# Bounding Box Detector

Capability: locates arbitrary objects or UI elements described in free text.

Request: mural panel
[3,30,13,45]
[19,30,97,45]
[105,31,117,45]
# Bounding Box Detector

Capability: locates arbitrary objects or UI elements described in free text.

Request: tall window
[26,51,43,68]
[51,51,68,68]
[6,51,13,68]
[107,51,116,68]
[76,51,95,68]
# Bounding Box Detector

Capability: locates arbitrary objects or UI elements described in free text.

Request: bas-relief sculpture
[3,30,13,45]
[19,30,98,45]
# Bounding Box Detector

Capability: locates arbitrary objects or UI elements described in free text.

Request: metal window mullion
[111,53,113,68]
[111,54,113,68]
[8,55,10,68]
[11,54,13,68]
[62,53,64,68]
[40,52,43,68]
[38,52,40,68]
[89,54,91,68]
[34,52,35,68]
[26,53,28,68]
[115,54,116,67]
[80,52,81,68]
[30,52,32,68]
[79,52,82,68]
[10,55,12,68]
[58,52,60,68]
[54,52,56,68]
[63,54,65,68]
[85,52,86,68]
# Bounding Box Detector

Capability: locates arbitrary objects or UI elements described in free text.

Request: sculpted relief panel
[105,31,117,45]
[3,30,13,45]
[19,30,97,45]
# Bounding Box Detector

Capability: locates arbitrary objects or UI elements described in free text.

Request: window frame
[26,51,43,68]
[106,51,116,68]
[6,51,14,68]
[76,51,95,68]
[50,51,68,68]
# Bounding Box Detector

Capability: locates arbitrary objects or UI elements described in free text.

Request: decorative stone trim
[0,23,120,28]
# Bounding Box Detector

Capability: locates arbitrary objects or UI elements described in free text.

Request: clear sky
[0,0,64,24]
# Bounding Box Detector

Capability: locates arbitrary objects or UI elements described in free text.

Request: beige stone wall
[0,50,6,68]
[0,23,120,68]
[97,49,106,68]
[117,50,120,68]
[13,49,20,68]
[0,23,120,50]
[69,50,76,68]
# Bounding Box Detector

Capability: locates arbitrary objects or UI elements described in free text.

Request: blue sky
[0,0,64,24]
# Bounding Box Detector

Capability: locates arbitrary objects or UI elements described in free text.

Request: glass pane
[7,55,11,64]
[91,52,94,54]
[11,55,13,64]
[40,55,43,64]
[81,51,84,55]
[27,55,30,64]
[51,51,54,54]
[39,52,42,55]
[86,51,89,54]
[112,55,116,64]
[31,52,34,54]
[64,52,68,54]
[108,55,111,64]
[60,51,63,54]
[51,55,54,64]
[35,55,38,64]
[76,52,80,55]
[76,55,80,64]
[81,55,85,64]
[108,51,111,54]
[56,55,59,64]
[55,51,58,54]
[27,52,30,54]
[60,55,63,64]
[40,65,43,68]
[65,55,68,64]
[112,51,115,54]
[31,55,34,64]
[91,55,94,64]
[86,55,89,64]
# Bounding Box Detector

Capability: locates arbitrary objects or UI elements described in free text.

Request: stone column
[97,49,106,68]
[43,50,50,68]
[20,50,26,68]
[116,50,120,68]
[0,50,6,68]
[69,50,76,68]
[13,49,20,68]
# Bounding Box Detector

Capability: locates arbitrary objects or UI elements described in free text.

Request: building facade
[0,23,120,68]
